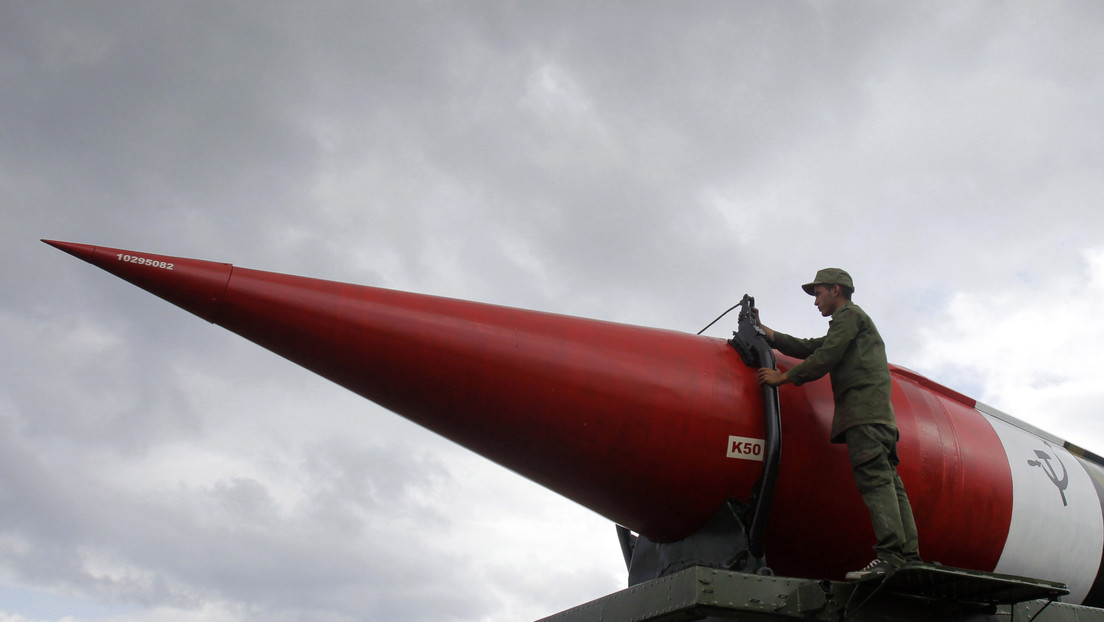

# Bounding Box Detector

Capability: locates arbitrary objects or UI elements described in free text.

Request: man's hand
[758,368,787,387]
[738,307,759,324]
[739,307,775,341]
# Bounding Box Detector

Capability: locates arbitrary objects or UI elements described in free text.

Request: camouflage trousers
[844,423,921,566]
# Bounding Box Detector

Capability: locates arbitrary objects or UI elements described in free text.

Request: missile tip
[42,239,97,261]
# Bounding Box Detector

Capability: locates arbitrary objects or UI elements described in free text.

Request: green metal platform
[537,564,1093,622]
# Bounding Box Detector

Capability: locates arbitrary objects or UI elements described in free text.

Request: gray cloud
[4,2,1104,620]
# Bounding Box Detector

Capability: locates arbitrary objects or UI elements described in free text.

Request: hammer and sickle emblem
[1028,445,1069,507]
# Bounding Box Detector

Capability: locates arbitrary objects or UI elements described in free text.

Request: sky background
[4,2,1104,621]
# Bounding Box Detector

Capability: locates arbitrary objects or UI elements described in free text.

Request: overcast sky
[4,2,1104,621]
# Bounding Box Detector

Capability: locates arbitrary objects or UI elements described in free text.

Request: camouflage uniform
[771,299,921,566]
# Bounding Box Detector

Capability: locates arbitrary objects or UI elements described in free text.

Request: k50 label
[727,436,765,461]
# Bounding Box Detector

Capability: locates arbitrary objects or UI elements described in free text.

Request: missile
[44,240,1104,606]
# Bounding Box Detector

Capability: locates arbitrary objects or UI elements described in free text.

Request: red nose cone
[45,240,767,543]
[43,240,233,323]
[42,239,97,260]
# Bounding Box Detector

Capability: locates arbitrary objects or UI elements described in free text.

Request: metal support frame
[537,565,1084,622]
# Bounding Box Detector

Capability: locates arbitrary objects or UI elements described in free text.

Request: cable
[697,303,740,335]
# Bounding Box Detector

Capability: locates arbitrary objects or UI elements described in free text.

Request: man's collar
[830,300,853,318]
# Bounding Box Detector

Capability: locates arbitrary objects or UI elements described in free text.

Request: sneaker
[845,558,894,580]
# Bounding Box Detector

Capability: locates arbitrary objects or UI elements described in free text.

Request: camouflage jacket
[769,301,896,442]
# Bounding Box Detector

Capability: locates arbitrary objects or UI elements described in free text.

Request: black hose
[697,303,740,335]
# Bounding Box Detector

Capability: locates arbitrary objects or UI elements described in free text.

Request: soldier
[755,268,921,579]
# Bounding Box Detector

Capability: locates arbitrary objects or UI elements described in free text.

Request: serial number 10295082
[117,253,174,270]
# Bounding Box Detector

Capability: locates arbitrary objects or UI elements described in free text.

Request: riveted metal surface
[537,567,839,622]
[880,563,1068,605]
[1013,600,1104,621]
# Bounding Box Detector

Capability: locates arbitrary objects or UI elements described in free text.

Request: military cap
[802,268,854,295]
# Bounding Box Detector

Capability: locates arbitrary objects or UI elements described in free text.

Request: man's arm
[758,322,776,341]
[757,305,862,387]
[784,306,860,385]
